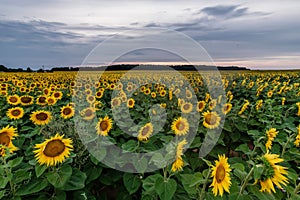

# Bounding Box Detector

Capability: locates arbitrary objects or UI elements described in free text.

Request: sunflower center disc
[141,126,150,136]
[21,97,31,103]
[183,104,190,110]
[43,139,66,157]
[205,114,216,125]
[85,109,93,117]
[36,113,48,121]
[176,121,185,131]
[100,121,108,131]
[12,110,21,116]
[0,133,10,146]
[63,108,72,115]
[9,97,18,103]
[216,165,226,183]
[39,97,46,103]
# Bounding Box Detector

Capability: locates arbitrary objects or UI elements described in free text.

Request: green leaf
[61,168,87,191]
[143,174,163,193]
[155,178,177,200]
[248,185,276,200]
[8,157,23,168]
[123,173,142,195]
[122,140,138,152]
[46,165,72,188]
[235,144,250,154]
[0,190,5,199]
[0,177,8,189]
[231,163,245,171]
[180,173,204,196]
[253,165,264,180]
[234,169,248,181]
[133,157,148,173]
[53,190,66,200]
[35,164,48,178]
[85,166,102,184]
[15,178,48,196]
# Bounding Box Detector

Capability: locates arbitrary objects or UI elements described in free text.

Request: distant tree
[26,67,33,72]
[37,68,44,73]
[0,65,8,72]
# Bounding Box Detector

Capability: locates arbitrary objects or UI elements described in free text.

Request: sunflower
[181,102,193,113]
[96,116,113,136]
[203,111,221,129]
[281,97,286,106]
[197,101,206,112]
[294,125,300,147]
[95,90,104,98]
[60,105,75,119]
[265,128,279,151]
[7,107,24,120]
[52,91,63,100]
[205,93,210,102]
[111,98,121,108]
[36,95,47,106]
[171,117,189,136]
[171,139,187,172]
[43,88,50,96]
[259,153,288,193]
[267,90,273,98]
[210,154,231,197]
[222,103,232,115]
[7,94,20,105]
[30,110,52,125]
[86,95,96,104]
[0,125,18,156]
[186,89,192,99]
[80,107,95,120]
[256,99,263,110]
[46,96,57,106]
[208,99,217,110]
[151,92,157,98]
[137,123,153,141]
[238,100,250,115]
[127,98,135,108]
[20,95,34,106]
[296,102,300,116]
[34,133,73,166]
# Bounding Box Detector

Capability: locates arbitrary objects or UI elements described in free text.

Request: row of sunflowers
[0,70,299,199]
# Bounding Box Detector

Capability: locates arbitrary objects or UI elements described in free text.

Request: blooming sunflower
[265,128,279,151]
[208,99,217,110]
[52,91,63,100]
[256,99,263,110]
[60,105,75,119]
[20,95,34,106]
[181,102,193,113]
[7,107,24,120]
[259,153,288,193]
[296,102,300,116]
[81,107,95,120]
[203,111,221,129]
[171,117,189,136]
[30,110,52,125]
[111,98,121,108]
[171,139,187,172]
[0,125,18,156]
[34,133,73,166]
[36,95,47,106]
[210,154,231,197]
[222,103,232,115]
[137,123,153,141]
[46,96,57,106]
[7,94,20,105]
[127,98,135,108]
[238,100,250,115]
[96,116,113,136]
[197,101,206,112]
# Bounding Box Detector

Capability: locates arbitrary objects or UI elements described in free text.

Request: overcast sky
[0,0,299,70]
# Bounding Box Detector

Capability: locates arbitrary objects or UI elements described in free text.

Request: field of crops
[0,70,300,200]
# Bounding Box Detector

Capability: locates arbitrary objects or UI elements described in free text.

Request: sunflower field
[0,70,300,200]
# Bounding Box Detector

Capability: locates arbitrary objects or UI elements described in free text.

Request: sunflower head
[203,111,221,129]
[96,116,113,136]
[127,98,135,108]
[30,110,52,125]
[7,95,20,105]
[0,126,18,156]
[60,105,75,119]
[137,123,153,141]
[34,133,73,166]
[20,95,34,106]
[7,107,24,120]
[81,107,95,120]
[222,103,232,115]
[197,101,206,112]
[210,155,231,197]
[171,117,189,136]
[181,102,193,113]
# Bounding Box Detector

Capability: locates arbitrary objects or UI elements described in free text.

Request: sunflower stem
[239,167,254,196]
[250,136,265,158]
[199,168,211,200]
[281,134,295,158]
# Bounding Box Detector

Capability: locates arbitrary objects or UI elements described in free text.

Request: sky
[0,0,300,70]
